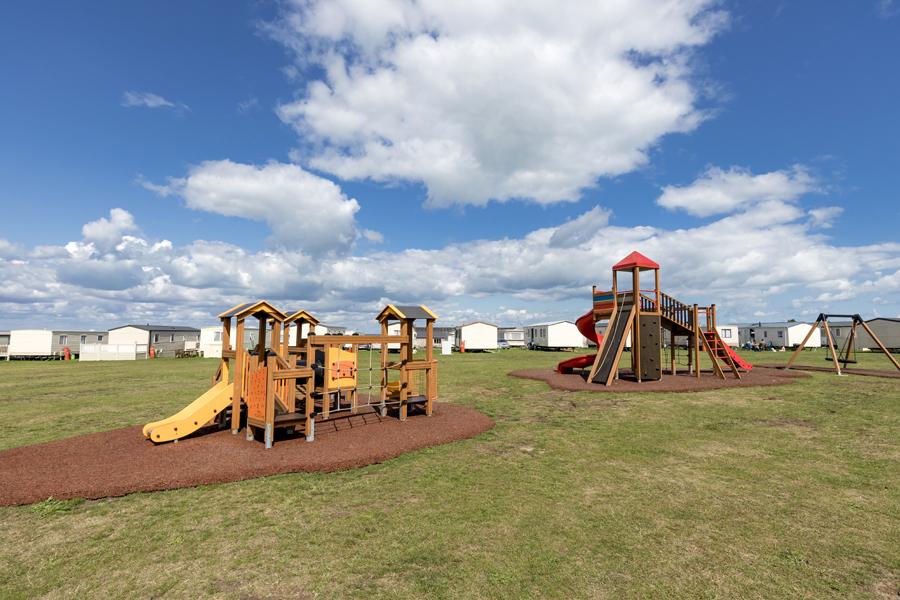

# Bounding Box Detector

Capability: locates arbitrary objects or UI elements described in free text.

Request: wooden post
[786,315,822,369]
[711,304,717,331]
[264,355,276,448]
[693,304,700,380]
[256,316,266,359]
[221,317,232,383]
[822,320,842,375]
[632,267,641,382]
[843,322,857,365]
[282,322,291,359]
[231,318,245,433]
[271,320,281,360]
[380,321,388,416]
[425,319,434,416]
[399,320,409,421]
[654,269,661,312]
[670,325,676,375]
[858,320,900,372]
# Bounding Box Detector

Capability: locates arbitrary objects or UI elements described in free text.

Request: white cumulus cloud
[270,0,728,207]
[81,208,139,251]
[144,160,372,255]
[657,165,818,217]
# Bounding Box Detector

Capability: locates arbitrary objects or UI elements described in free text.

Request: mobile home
[526,321,588,350]
[108,325,200,357]
[415,326,456,349]
[498,327,526,348]
[715,324,739,347]
[738,322,820,349]
[818,321,854,348]
[856,318,900,351]
[455,322,498,351]
[8,329,107,358]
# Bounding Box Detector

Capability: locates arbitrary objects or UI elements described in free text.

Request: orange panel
[247,367,268,421]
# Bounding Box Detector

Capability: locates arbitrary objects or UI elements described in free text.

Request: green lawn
[0,351,898,599]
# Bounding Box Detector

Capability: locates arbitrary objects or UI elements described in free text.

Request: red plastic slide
[557,310,602,374]
[723,345,753,371]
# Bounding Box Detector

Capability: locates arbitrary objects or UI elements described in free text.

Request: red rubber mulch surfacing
[0,403,493,506]
[510,365,808,393]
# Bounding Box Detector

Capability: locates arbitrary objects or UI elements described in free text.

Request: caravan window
[170,334,175,343]
[834,329,841,336]
[80,335,86,344]
[778,331,784,338]
[59,335,67,345]
[721,329,732,339]
[153,333,159,343]
[214,331,222,342]
[98,335,103,342]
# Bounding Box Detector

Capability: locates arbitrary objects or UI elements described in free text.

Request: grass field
[1,350,898,599]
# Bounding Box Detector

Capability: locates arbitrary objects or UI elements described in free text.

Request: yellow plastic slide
[143,381,232,443]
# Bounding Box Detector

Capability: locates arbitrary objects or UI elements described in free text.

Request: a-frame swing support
[786,313,900,375]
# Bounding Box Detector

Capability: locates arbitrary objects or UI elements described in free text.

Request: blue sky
[1,1,898,331]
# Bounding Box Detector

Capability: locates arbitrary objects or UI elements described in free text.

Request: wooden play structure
[143,302,439,448]
[558,251,752,385]
[785,313,900,376]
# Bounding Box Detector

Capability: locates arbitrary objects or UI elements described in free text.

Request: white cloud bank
[270,0,728,207]
[2,192,898,331]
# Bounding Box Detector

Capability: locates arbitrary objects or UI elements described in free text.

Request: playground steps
[702,330,746,378]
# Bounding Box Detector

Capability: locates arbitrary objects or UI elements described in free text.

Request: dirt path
[0,403,493,506]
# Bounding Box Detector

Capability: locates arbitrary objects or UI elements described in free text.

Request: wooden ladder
[701,330,740,380]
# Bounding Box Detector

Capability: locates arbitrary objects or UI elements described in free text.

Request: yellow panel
[325,346,357,389]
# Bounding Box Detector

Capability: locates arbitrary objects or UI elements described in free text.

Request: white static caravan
[386,322,417,351]
[455,322,498,351]
[526,321,588,350]
[498,327,526,348]
[200,325,267,357]
[79,343,149,361]
[715,324,739,347]
[9,329,107,358]
[108,325,200,357]
[287,323,348,345]
[853,318,900,351]
[738,322,820,349]
[818,321,854,348]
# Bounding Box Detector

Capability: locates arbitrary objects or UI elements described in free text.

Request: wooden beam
[256,316,266,359]
[693,304,700,380]
[305,335,405,345]
[632,267,641,382]
[785,315,822,369]
[230,319,245,433]
[822,320,842,376]
[272,367,315,380]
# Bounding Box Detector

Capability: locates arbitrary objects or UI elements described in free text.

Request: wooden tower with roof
[375,305,438,421]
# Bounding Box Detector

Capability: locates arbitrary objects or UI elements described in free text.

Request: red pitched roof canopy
[612,251,659,271]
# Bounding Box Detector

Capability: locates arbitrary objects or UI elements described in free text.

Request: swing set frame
[785,313,900,376]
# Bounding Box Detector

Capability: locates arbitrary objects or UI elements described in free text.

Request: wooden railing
[659,291,694,329]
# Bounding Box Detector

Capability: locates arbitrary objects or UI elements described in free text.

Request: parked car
[498,340,510,349]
